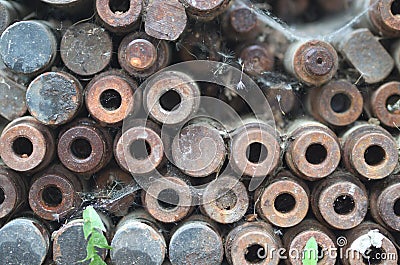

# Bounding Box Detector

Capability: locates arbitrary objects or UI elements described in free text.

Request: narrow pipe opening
[42,186,63,207]
[386,94,400,113]
[333,195,355,215]
[0,188,5,205]
[364,145,386,166]
[330,93,351,113]
[130,139,151,160]
[109,0,130,13]
[215,188,237,211]
[245,244,266,263]
[159,90,181,111]
[274,193,296,213]
[157,188,179,210]
[305,144,327,164]
[12,137,33,158]
[246,142,268,163]
[394,198,400,216]
[362,247,385,265]
[100,89,122,111]
[391,0,400,16]
[71,138,92,159]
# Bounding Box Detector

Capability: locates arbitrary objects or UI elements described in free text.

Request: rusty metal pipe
[0,166,27,219]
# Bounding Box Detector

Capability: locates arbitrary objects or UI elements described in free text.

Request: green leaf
[90,255,107,265]
[302,237,318,265]
[83,206,106,239]
[89,230,113,250]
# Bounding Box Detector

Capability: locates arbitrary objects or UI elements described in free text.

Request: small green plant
[302,237,318,265]
[81,206,112,265]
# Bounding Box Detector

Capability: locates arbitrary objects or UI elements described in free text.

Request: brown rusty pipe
[370,175,400,232]
[238,44,275,76]
[171,118,226,177]
[342,222,398,265]
[118,32,171,78]
[110,210,166,265]
[370,81,400,128]
[92,167,137,217]
[60,22,112,76]
[0,116,55,173]
[284,40,338,86]
[229,120,281,178]
[200,175,249,224]
[311,172,368,230]
[26,71,83,126]
[225,221,282,265]
[57,118,113,176]
[114,119,165,175]
[96,0,142,33]
[355,0,400,37]
[29,164,83,221]
[341,123,398,180]
[143,71,200,125]
[307,80,363,127]
[85,70,140,127]
[285,119,341,181]
[255,170,309,228]
[180,0,230,21]
[0,217,50,264]
[283,219,337,265]
[0,166,27,219]
[142,168,193,223]
[169,215,224,265]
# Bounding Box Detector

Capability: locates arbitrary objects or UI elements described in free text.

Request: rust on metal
[240,44,275,76]
[0,166,26,219]
[370,81,400,128]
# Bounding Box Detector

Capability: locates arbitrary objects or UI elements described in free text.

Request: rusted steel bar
[96,0,142,33]
[144,0,187,41]
[143,70,200,125]
[0,217,50,264]
[118,32,171,79]
[171,118,226,177]
[283,219,337,265]
[225,221,282,265]
[201,175,249,224]
[142,168,193,223]
[341,123,398,180]
[335,28,394,84]
[52,213,111,265]
[307,80,363,127]
[85,70,140,127]
[0,116,55,172]
[342,222,398,265]
[26,71,83,126]
[60,22,112,76]
[169,215,224,265]
[355,0,400,37]
[92,167,137,216]
[180,0,230,21]
[311,172,368,230]
[57,118,112,176]
[229,120,281,178]
[285,119,341,181]
[0,166,27,219]
[29,164,83,221]
[284,40,338,86]
[0,20,58,75]
[369,81,400,128]
[255,170,309,228]
[370,175,400,232]
[114,119,165,174]
[110,210,166,265]
[238,44,275,76]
